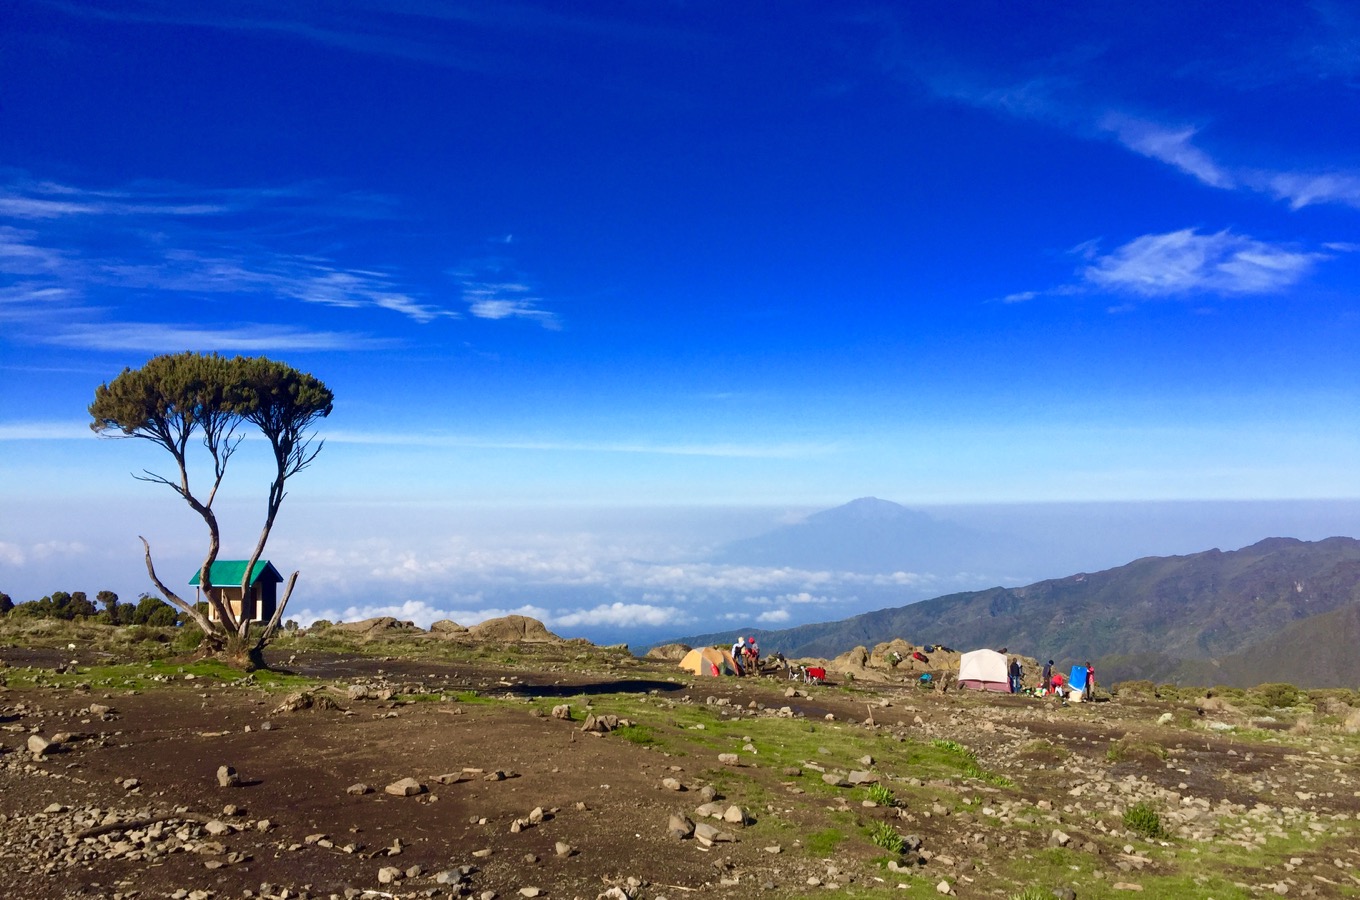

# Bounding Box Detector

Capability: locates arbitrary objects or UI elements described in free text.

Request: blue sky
[3,2,1359,640]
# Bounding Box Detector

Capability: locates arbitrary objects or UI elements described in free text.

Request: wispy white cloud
[1082,229,1325,297]
[458,274,560,329]
[916,60,1360,211]
[47,323,396,352]
[553,602,685,628]
[0,421,95,441]
[1097,114,1234,189]
[322,428,829,459]
[0,176,462,336]
[1257,170,1360,210]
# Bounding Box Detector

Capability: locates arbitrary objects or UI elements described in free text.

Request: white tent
[958,649,1010,692]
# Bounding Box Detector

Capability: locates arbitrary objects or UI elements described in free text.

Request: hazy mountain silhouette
[708,497,1036,577]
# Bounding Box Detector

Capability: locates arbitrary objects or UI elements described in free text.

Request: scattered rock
[217,765,241,787]
[385,777,427,796]
[668,814,695,840]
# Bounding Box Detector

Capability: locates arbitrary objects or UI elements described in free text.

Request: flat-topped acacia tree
[89,352,333,669]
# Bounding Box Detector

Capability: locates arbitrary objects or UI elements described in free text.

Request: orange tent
[678,646,740,677]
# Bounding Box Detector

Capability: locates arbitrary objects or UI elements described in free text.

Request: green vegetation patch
[1122,802,1167,839]
[868,820,904,853]
[804,827,847,857]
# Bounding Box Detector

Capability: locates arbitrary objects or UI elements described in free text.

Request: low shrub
[1252,682,1301,709]
[1123,802,1166,839]
[1114,679,1155,697]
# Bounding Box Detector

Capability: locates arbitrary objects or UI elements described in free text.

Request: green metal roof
[188,560,283,586]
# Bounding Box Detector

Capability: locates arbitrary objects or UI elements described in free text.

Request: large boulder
[645,643,692,661]
[332,617,422,637]
[468,615,559,643]
[430,619,468,636]
[831,646,892,683]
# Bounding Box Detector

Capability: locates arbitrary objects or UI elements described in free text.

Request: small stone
[377,866,403,884]
[717,753,739,765]
[27,735,52,757]
[662,777,684,791]
[668,814,695,840]
[722,805,749,825]
[936,880,953,894]
[347,783,373,795]
[217,765,240,787]
[555,841,573,856]
[472,848,493,858]
[519,888,541,898]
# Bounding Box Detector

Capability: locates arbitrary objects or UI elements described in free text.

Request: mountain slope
[669,537,1360,687]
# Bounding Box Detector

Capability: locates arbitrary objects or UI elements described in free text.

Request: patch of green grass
[1123,802,1166,839]
[804,827,846,856]
[866,783,896,806]
[615,723,658,746]
[1008,888,1051,900]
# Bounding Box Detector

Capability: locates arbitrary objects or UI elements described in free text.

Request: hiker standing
[1008,657,1022,693]
[1085,661,1096,701]
[1041,660,1053,696]
[732,637,746,675]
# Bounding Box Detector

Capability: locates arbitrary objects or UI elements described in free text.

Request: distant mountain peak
[809,497,914,523]
[708,496,1033,576]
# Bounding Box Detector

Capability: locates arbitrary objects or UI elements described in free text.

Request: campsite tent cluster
[665,641,1095,701]
[956,649,1090,699]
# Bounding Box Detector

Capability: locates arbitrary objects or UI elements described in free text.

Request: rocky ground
[1,634,1359,900]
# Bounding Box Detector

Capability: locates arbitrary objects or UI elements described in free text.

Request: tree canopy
[90,352,333,668]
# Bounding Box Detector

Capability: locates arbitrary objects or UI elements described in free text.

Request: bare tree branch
[139,536,217,634]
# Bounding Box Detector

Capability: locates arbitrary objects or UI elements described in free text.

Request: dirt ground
[2,644,1359,900]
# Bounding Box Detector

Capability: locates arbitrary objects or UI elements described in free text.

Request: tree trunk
[213,628,265,671]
